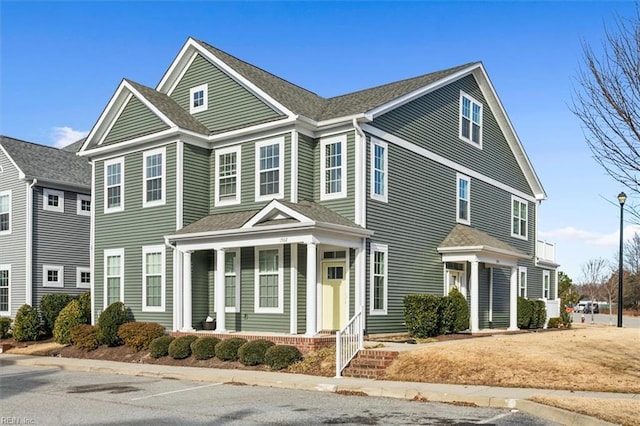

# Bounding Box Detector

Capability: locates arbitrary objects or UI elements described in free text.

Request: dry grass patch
[529,395,640,426]
[384,327,640,393]
[286,347,335,377]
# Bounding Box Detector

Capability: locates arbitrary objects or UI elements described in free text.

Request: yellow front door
[321,261,347,331]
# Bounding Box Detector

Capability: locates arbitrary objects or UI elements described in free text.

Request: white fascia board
[0,145,25,178]
[21,177,90,193]
[123,81,176,128]
[315,222,374,237]
[437,244,530,259]
[168,222,317,242]
[242,199,311,228]
[82,82,130,153]
[207,116,297,145]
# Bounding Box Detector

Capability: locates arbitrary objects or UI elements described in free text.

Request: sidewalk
[2,353,635,425]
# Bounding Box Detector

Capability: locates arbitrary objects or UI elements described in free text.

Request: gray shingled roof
[0,136,91,188]
[278,200,362,228]
[440,224,526,256]
[61,137,87,153]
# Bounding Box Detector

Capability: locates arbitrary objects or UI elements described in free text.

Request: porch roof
[437,224,529,261]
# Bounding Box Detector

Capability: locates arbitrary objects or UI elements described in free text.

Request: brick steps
[342,349,399,379]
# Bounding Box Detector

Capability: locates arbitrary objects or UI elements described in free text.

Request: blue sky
[1,1,638,281]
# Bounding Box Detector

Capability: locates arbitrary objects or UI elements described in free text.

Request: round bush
[70,324,98,351]
[0,317,12,339]
[191,337,220,360]
[215,337,247,362]
[96,302,129,346]
[118,322,166,351]
[13,304,41,342]
[149,336,174,358]
[264,345,302,370]
[238,339,275,366]
[76,292,92,324]
[40,294,73,335]
[54,299,86,344]
[168,335,198,359]
[449,288,470,332]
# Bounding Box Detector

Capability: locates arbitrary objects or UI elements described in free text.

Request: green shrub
[40,294,73,335]
[168,335,198,359]
[117,322,165,351]
[560,309,572,328]
[0,317,12,339]
[547,317,562,329]
[215,337,247,361]
[70,324,98,351]
[76,292,92,324]
[149,335,174,358]
[54,300,86,344]
[517,297,533,329]
[449,288,470,332]
[96,302,129,346]
[191,337,220,360]
[532,300,547,329]
[265,345,303,370]
[13,304,41,342]
[439,295,456,334]
[238,339,275,366]
[404,294,441,338]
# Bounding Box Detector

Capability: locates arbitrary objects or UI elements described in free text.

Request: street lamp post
[617,192,627,328]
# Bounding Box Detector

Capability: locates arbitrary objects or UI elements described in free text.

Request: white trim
[76,267,91,289]
[90,162,96,324]
[43,188,64,213]
[369,243,388,315]
[459,90,483,148]
[518,266,528,298]
[223,249,240,313]
[77,194,91,216]
[370,138,388,203]
[142,245,166,312]
[354,124,366,226]
[0,264,10,315]
[242,199,310,229]
[291,131,298,203]
[43,264,64,288]
[320,135,347,201]
[104,157,125,213]
[290,243,298,334]
[489,267,494,323]
[511,195,528,240]
[176,141,184,230]
[363,124,537,203]
[142,147,166,208]
[542,270,551,300]
[104,248,125,308]
[189,83,208,114]
[25,182,33,306]
[215,145,242,207]
[0,190,11,235]
[255,136,285,202]
[456,173,471,225]
[254,245,284,314]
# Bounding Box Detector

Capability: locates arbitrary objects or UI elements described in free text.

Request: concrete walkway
[2,354,635,425]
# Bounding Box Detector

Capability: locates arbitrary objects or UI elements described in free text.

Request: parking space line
[478,411,516,424]
[131,382,223,401]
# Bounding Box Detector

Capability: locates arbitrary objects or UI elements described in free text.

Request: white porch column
[215,249,227,332]
[305,242,318,336]
[182,251,194,331]
[509,266,519,330]
[470,261,479,333]
[290,243,298,334]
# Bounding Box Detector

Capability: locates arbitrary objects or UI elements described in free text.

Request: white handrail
[335,311,364,378]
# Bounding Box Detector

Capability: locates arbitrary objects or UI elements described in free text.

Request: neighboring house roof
[439,224,527,257]
[0,135,91,189]
[61,137,87,153]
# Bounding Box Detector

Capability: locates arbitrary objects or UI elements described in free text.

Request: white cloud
[51,126,89,148]
[539,225,640,247]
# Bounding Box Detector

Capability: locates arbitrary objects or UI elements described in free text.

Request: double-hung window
[456,174,470,224]
[255,137,284,201]
[215,146,241,206]
[370,243,388,315]
[189,84,208,114]
[104,249,124,307]
[43,265,64,288]
[77,194,91,216]
[511,196,528,239]
[370,138,388,202]
[142,245,165,312]
[0,190,10,234]
[543,270,551,299]
[320,135,347,200]
[460,92,482,146]
[43,188,64,213]
[0,265,10,314]
[224,250,240,312]
[143,148,165,207]
[254,247,283,313]
[104,157,124,213]
[518,266,527,298]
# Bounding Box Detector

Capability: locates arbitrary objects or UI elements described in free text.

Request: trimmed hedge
[517,297,547,329]
[238,339,275,366]
[532,300,547,328]
[76,292,92,324]
[191,337,220,360]
[215,337,247,362]
[547,317,562,328]
[70,324,99,351]
[404,294,441,338]
[118,322,166,351]
[54,299,86,344]
[0,317,11,339]
[96,302,129,346]
[13,304,41,342]
[449,288,470,332]
[40,294,73,335]
[264,345,302,370]
[168,335,198,359]
[517,297,533,328]
[149,336,174,358]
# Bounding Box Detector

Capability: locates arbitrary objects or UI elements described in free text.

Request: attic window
[459,91,482,147]
[189,84,208,114]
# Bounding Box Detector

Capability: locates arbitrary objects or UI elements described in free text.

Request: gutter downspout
[352,118,367,334]
[25,178,37,308]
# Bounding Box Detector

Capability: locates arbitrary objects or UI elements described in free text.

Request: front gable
[102,95,170,146]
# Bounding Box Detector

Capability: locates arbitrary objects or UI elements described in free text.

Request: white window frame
[189,83,208,114]
[215,145,241,207]
[459,91,483,148]
[518,266,527,298]
[543,270,551,300]
[456,173,470,225]
[104,248,125,308]
[320,135,347,200]
[0,190,11,235]
[0,264,10,315]
[77,194,91,216]
[43,188,64,213]
[255,137,285,202]
[223,249,240,313]
[76,267,91,289]
[370,243,388,315]
[254,246,284,314]
[370,138,388,203]
[142,245,165,312]
[511,195,528,240]
[142,147,166,208]
[104,157,124,213]
[43,264,64,288]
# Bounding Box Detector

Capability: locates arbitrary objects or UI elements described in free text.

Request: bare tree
[602,269,619,325]
[580,258,609,323]
[572,7,640,222]
[624,232,640,274]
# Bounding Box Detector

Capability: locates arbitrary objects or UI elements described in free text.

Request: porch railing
[536,240,556,263]
[335,311,364,378]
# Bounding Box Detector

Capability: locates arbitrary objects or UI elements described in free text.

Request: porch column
[306,242,317,336]
[182,251,194,331]
[215,249,227,332]
[509,266,518,330]
[470,260,479,333]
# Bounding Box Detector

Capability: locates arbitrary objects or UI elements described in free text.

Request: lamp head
[618,192,627,206]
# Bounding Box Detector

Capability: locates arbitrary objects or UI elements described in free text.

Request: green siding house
[79,37,559,340]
